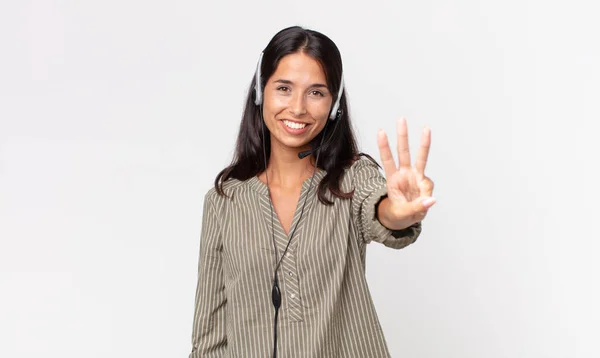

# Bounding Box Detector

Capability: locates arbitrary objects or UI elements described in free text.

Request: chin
[271,132,314,150]
[275,138,312,150]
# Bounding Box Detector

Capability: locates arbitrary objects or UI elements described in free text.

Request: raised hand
[376,117,435,230]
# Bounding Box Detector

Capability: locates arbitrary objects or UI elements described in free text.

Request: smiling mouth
[282,120,308,129]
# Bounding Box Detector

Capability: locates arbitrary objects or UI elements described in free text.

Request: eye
[310,90,324,97]
[277,86,290,92]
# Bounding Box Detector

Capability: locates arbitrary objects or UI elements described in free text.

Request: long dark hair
[215,26,377,205]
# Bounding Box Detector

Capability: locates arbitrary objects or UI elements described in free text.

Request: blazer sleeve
[351,157,422,249]
[189,192,227,357]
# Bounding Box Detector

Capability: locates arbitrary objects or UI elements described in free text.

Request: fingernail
[422,197,436,207]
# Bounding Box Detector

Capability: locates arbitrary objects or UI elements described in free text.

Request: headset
[253,50,344,358]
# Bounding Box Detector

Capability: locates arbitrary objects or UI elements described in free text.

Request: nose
[288,92,307,117]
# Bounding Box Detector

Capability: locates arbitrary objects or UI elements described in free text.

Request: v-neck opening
[249,169,325,242]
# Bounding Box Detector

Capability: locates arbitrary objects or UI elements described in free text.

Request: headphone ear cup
[334,109,343,121]
[254,52,264,106]
[254,87,262,106]
[254,81,263,106]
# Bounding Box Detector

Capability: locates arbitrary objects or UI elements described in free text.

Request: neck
[264,140,316,189]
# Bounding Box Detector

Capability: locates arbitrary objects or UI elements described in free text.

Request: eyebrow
[274,79,329,89]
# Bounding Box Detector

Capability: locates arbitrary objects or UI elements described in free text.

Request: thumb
[414,196,436,212]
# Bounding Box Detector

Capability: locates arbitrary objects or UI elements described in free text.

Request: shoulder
[349,155,381,172]
[203,177,252,210]
[337,154,383,192]
[347,154,382,181]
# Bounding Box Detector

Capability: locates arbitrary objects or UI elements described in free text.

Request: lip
[280,119,311,135]
[280,118,309,125]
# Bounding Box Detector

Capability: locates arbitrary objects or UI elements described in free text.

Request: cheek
[309,101,332,121]
[263,97,287,117]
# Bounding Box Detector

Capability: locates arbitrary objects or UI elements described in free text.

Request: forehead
[270,52,327,84]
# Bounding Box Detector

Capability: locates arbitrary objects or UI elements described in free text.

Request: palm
[386,167,421,204]
[377,118,435,226]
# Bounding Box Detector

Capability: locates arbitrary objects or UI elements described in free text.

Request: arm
[189,193,227,357]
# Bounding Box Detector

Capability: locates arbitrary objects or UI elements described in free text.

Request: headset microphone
[297,149,316,160]
[297,109,342,159]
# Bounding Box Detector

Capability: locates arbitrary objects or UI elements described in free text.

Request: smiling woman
[188,26,435,358]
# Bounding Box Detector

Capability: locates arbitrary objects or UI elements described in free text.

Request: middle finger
[397,117,411,169]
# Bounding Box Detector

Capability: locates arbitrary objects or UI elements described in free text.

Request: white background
[1,0,599,357]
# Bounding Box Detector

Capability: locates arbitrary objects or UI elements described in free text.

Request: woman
[189,26,435,358]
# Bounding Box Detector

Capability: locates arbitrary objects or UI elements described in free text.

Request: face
[261,52,333,154]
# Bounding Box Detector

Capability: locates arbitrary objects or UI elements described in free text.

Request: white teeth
[283,120,307,129]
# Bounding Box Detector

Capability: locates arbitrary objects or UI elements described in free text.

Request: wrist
[376,196,417,231]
